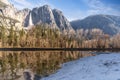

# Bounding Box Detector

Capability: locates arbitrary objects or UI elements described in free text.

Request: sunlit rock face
[0,0,10,5]
[0,0,29,30]
[1,0,16,19]
[15,8,30,28]
[1,0,74,34]
[24,5,58,29]
[24,5,74,34]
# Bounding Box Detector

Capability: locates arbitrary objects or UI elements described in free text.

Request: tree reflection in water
[0,51,94,79]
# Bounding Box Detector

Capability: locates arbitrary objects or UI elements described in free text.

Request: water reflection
[0,51,94,80]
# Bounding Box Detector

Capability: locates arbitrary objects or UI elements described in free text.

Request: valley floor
[42,53,120,80]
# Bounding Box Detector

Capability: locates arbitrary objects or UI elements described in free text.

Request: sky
[9,0,120,21]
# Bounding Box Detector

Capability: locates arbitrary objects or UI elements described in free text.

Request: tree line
[0,24,120,48]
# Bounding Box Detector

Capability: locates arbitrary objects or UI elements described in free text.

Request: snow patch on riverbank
[42,53,120,80]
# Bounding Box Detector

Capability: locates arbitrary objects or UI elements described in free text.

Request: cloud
[10,0,55,10]
[35,0,55,8]
[10,0,34,9]
[66,10,88,21]
[68,0,120,21]
[13,0,31,5]
[83,0,120,16]
[86,0,105,10]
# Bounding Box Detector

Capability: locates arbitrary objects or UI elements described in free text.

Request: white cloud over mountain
[9,0,120,20]
[84,0,119,16]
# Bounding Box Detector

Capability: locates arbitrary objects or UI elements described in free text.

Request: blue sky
[9,0,120,21]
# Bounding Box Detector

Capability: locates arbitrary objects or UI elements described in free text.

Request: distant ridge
[71,14,120,35]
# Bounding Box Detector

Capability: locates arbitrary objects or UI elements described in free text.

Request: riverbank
[42,53,120,80]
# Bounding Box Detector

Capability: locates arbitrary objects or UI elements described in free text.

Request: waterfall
[29,12,33,26]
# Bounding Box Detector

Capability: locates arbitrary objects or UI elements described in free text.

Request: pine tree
[8,26,14,46]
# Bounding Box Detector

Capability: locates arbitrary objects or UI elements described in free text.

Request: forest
[0,24,120,79]
[0,24,120,48]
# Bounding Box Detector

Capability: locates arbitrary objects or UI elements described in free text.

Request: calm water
[0,51,95,80]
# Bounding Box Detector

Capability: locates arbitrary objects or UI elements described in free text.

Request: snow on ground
[42,53,120,80]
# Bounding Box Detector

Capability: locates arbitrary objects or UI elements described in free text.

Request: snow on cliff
[42,53,120,80]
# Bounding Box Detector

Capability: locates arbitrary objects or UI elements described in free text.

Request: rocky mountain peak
[17,8,31,13]
[24,5,57,29]
[71,14,120,35]
[52,9,75,34]
[1,0,10,5]
[1,1,74,34]
[42,5,50,8]
[24,5,74,34]
[52,9,62,14]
